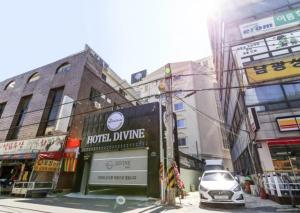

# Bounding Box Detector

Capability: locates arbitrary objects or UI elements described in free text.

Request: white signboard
[88,149,148,186]
[240,8,300,39]
[240,17,275,39]
[266,30,300,51]
[0,135,66,155]
[232,40,268,65]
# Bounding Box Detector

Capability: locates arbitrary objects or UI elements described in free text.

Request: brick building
[0,45,136,193]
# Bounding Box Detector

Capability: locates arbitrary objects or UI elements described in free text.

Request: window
[267,102,288,111]
[89,88,102,102]
[174,89,182,97]
[6,95,32,140]
[178,138,187,146]
[101,73,107,82]
[0,103,6,118]
[119,88,126,97]
[283,83,300,100]
[245,85,284,106]
[4,81,15,90]
[177,119,185,128]
[37,87,64,136]
[174,102,184,111]
[27,73,40,83]
[56,63,71,73]
[173,75,181,81]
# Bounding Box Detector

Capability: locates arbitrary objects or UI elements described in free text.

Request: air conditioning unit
[94,101,101,109]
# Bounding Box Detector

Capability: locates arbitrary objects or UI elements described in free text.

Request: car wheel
[238,203,245,207]
[199,202,205,208]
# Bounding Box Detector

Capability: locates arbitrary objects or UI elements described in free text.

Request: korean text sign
[246,57,300,84]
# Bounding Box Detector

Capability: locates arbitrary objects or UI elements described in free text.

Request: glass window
[27,73,40,83]
[283,83,300,100]
[245,85,284,106]
[6,95,32,140]
[89,88,102,102]
[0,102,6,118]
[37,87,64,136]
[174,102,184,111]
[177,119,185,128]
[56,63,71,73]
[267,102,288,111]
[173,75,181,81]
[178,138,187,146]
[101,73,107,82]
[290,100,300,108]
[4,81,15,90]
[202,172,234,181]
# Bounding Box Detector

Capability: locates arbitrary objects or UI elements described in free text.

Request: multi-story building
[208,0,300,176]
[132,58,232,169]
[0,45,136,193]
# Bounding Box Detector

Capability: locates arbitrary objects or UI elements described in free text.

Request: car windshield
[202,172,234,181]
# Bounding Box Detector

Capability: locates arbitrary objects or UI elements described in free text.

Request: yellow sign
[34,159,60,172]
[276,116,300,132]
[246,57,300,84]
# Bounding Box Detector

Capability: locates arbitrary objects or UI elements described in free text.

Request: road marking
[95,204,110,207]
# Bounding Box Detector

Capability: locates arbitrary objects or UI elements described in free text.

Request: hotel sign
[245,57,300,84]
[276,116,300,132]
[82,103,160,152]
[240,8,300,38]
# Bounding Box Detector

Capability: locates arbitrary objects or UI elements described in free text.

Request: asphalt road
[0,192,298,213]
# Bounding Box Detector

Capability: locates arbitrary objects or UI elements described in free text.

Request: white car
[199,170,245,206]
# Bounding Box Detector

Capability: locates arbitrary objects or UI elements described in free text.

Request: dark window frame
[6,95,32,140]
[36,87,64,136]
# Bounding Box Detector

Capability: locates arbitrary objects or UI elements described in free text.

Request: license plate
[214,195,228,200]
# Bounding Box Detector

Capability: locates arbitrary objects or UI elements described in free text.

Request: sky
[0,0,213,83]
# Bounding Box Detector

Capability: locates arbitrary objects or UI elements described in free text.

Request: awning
[267,137,300,146]
[0,153,37,160]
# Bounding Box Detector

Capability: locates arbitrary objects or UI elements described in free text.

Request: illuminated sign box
[276,116,300,132]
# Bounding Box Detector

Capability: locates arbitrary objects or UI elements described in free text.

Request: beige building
[132,57,232,169]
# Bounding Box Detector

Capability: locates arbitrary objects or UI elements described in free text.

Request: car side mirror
[198,177,201,181]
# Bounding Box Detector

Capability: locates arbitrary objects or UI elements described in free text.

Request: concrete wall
[180,168,202,192]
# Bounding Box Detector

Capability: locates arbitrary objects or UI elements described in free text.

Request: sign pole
[164,63,176,206]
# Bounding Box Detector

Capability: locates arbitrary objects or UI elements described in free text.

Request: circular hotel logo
[107,112,125,131]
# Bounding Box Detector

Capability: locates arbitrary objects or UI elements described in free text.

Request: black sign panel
[81,103,160,152]
[131,70,147,84]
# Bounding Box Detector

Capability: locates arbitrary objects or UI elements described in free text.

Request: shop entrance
[270,144,300,173]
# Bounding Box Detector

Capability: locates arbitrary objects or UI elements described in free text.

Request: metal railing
[11,181,53,197]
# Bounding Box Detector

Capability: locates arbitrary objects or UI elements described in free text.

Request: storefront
[0,135,66,194]
[79,102,175,198]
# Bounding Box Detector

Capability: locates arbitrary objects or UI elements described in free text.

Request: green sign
[274,8,300,26]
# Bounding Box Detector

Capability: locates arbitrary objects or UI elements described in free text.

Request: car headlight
[233,185,242,192]
[200,185,208,192]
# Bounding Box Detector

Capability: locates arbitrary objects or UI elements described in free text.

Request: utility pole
[164,63,176,205]
[159,94,165,202]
